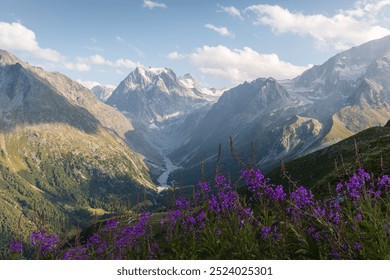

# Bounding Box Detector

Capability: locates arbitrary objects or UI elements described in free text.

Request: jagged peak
[0,49,24,65]
[134,66,174,76]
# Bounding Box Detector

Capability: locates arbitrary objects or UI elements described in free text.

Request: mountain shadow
[0,62,100,134]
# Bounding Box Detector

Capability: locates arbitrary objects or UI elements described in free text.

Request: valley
[2,34,390,259]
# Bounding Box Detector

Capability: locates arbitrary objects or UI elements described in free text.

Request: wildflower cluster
[8,168,390,260]
[29,230,59,259]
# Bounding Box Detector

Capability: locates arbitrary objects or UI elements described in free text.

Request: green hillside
[267,126,390,196]
[0,123,156,259]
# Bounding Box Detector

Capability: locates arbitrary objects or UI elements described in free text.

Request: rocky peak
[0,50,24,66]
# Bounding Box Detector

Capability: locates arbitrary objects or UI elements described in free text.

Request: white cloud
[143,0,166,9]
[86,54,140,69]
[189,45,310,85]
[64,62,91,72]
[113,58,139,68]
[167,51,185,60]
[0,21,140,75]
[0,21,63,62]
[217,4,244,20]
[89,54,107,65]
[245,1,390,51]
[205,24,235,37]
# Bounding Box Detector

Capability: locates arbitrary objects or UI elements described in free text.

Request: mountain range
[166,35,390,184]
[1,34,390,257]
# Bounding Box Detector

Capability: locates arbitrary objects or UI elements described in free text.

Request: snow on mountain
[167,35,390,185]
[91,84,115,102]
[178,73,225,102]
[107,66,216,129]
[106,66,225,186]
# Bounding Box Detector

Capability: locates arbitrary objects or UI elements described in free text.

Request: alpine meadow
[0,0,390,260]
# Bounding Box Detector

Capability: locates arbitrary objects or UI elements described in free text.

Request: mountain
[91,84,115,102]
[168,35,390,185]
[106,66,224,186]
[107,67,214,129]
[169,77,321,183]
[0,50,156,257]
[178,73,224,102]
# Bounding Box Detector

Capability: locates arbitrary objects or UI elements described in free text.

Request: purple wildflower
[186,216,196,225]
[86,233,100,248]
[291,186,314,207]
[197,210,206,221]
[272,226,281,240]
[175,197,190,210]
[356,213,363,221]
[104,219,119,231]
[378,175,390,191]
[261,226,271,239]
[271,185,287,201]
[9,240,23,254]
[387,228,390,237]
[313,205,326,218]
[357,168,370,181]
[353,242,362,251]
[30,230,59,256]
[330,249,341,260]
[198,181,210,192]
[63,245,89,260]
[336,183,343,193]
[215,175,230,190]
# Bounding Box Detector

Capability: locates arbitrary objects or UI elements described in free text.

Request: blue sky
[1,0,390,88]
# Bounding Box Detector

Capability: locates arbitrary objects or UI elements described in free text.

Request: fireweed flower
[176,197,190,210]
[63,245,89,260]
[215,175,230,190]
[313,204,326,218]
[9,240,23,254]
[104,219,119,232]
[287,186,314,219]
[290,186,314,208]
[261,226,271,239]
[198,181,210,192]
[114,212,151,251]
[86,233,100,248]
[168,209,184,226]
[330,249,341,260]
[353,242,362,251]
[270,185,287,201]
[378,175,390,191]
[327,200,341,226]
[30,230,59,256]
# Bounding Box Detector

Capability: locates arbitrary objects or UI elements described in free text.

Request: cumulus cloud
[143,0,166,9]
[64,62,91,72]
[217,4,244,20]
[84,54,141,69]
[245,1,390,50]
[189,45,310,85]
[0,21,63,62]
[205,24,235,37]
[167,51,185,60]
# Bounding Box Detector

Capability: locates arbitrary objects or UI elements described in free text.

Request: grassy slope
[267,126,390,196]
[0,123,156,258]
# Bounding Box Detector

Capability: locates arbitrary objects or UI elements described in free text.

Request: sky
[1,0,390,89]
